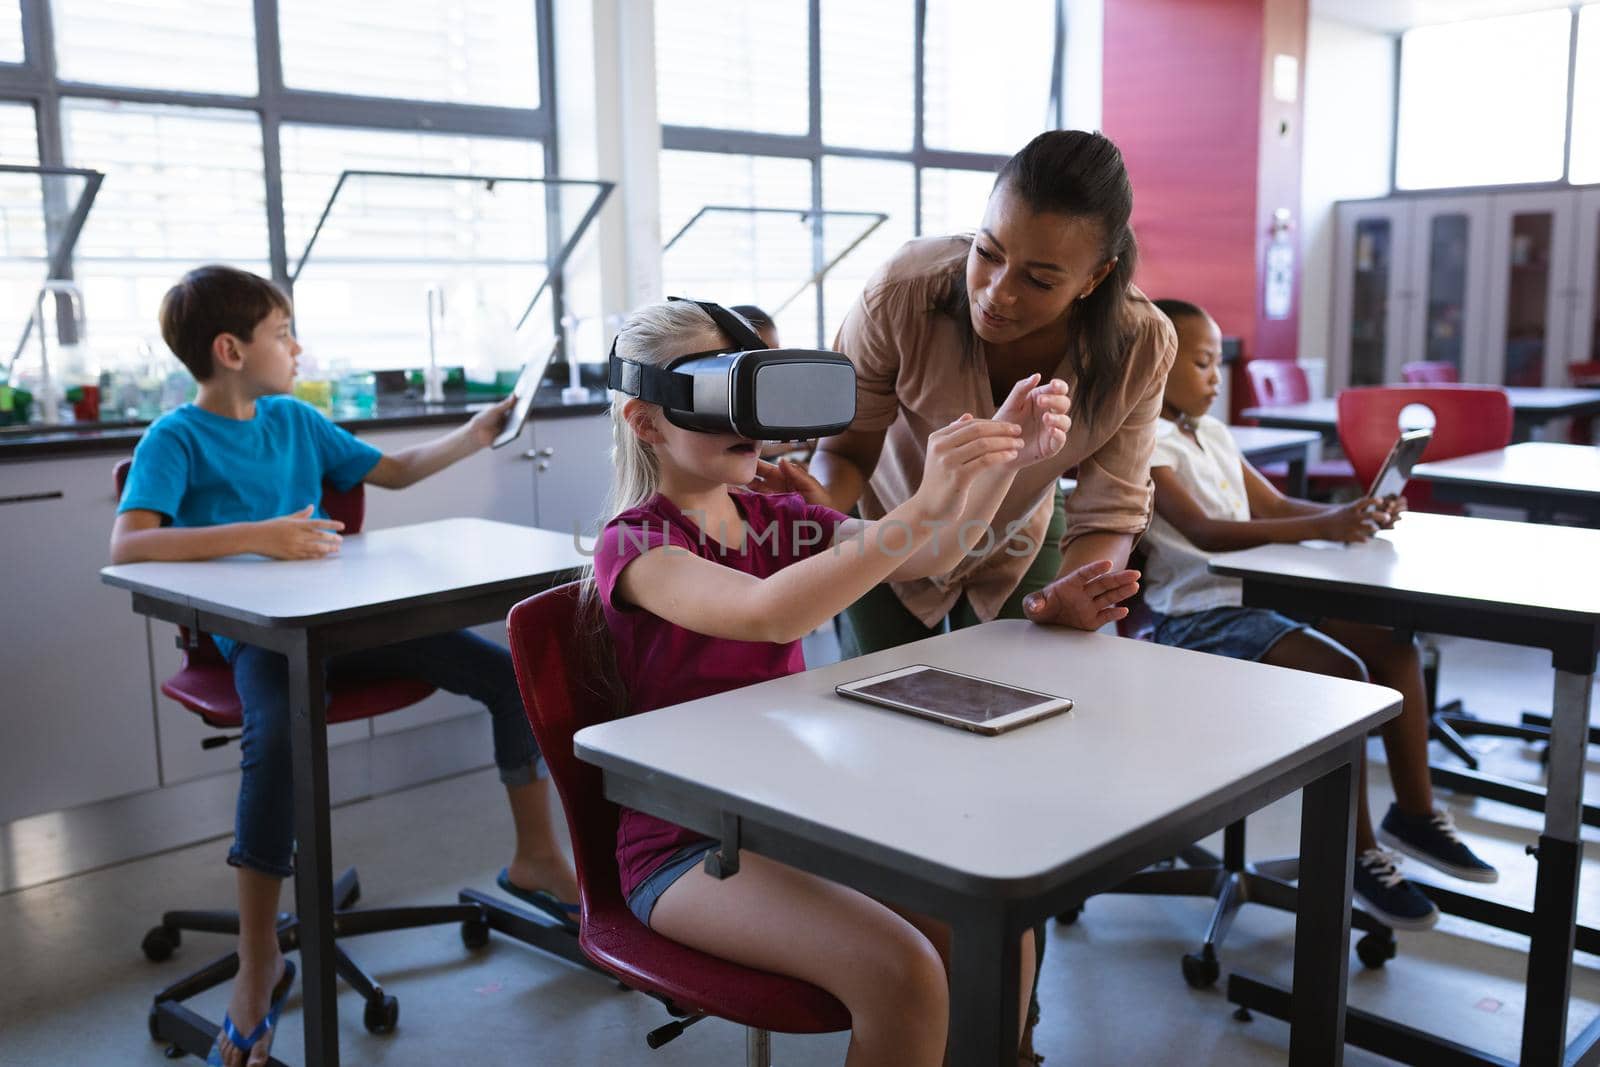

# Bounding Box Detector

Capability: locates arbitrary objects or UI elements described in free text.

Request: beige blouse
[833,235,1177,627]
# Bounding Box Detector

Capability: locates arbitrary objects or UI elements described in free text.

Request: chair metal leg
[745,1027,772,1067]
[1431,713,1480,770]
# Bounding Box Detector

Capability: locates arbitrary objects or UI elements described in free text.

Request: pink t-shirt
[594,490,849,898]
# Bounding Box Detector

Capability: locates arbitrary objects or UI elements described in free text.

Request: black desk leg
[1519,669,1590,1067]
[287,630,339,1067]
[1287,456,1308,499]
[947,902,1020,1067]
[1291,741,1358,1067]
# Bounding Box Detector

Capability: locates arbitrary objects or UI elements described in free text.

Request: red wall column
[1102,0,1308,410]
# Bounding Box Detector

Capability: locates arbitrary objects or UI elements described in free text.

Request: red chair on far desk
[114,458,492,1050]
[1400,360,1459,384]
[1241,359,1358,497]
[505,582,850,1065]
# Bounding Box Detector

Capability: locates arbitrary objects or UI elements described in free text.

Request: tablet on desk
[1368,428,1433,499]
[835,664,1072,736]
[491,337,561,450]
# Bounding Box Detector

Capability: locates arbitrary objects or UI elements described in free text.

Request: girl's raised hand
[747,457,831,507]
[994,373,1071,468]
[915,414,1022,516]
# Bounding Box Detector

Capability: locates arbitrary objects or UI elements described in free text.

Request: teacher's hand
[994,372,1071,468]
[748,457,832,508]
[1022,559,1141,630]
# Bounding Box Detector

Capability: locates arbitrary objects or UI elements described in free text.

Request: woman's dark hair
[1152,298,1209,328]
[940,130,1139,419]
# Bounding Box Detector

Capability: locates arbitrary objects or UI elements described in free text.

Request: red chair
[506,582,850,1065]
[1401,361,1459,385]
[1240,360,1358,496]
[115,459,477,1043]
[1334,386,1512,513]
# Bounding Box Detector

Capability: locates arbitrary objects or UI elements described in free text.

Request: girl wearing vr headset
[590,297,1071,1066]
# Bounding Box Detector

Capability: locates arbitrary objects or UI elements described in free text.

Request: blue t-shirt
[119,396,382,658]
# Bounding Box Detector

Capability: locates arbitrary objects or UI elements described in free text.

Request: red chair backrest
[1243,360,1312,408]
[1335,386,1512,498]
[113,458,366,534]
[507,582,627,921]
[1401,361,1459,385]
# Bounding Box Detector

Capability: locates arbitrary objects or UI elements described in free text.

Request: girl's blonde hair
[577,299,727,716]
[601,298,728,520]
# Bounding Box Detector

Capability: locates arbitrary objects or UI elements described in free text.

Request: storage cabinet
[0,454,161,823]
[1332,187,1600,390]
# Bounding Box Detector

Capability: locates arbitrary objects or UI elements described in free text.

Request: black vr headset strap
[607,334,695,408]
[668,295,769,351]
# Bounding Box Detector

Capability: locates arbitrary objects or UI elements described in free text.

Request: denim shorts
[1152,605,1309,662]
[626,840,718,926]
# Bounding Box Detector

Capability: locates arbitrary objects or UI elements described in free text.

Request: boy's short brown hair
[159,265,291,380]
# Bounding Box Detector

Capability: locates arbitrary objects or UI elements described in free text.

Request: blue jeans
[227,630,542,878]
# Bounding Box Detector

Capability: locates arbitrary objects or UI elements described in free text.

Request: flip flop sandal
[207,958,296,1066]
[496,867,580,931]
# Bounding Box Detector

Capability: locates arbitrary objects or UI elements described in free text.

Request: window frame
[1388,4,1591,195]
[659,0,1067,347]
[0,0,568,346]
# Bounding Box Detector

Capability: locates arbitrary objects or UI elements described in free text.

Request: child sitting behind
[112,266,578,1067]
[1141,297,1497,931]
[592,298,1072,1066]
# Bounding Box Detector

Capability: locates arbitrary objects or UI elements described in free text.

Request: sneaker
[1353,849,1439,931]
[1378,804,1500,884]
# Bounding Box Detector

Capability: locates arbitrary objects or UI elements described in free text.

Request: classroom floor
[2,633,1597,1066]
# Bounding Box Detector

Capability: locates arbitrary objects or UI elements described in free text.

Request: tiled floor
[0,633,1596,1065]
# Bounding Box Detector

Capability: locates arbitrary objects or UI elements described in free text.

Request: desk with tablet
[1210,512,1600,1066]
[576,619,1399,1066]
[102,520,591,1067]
[1411,442,1600,524]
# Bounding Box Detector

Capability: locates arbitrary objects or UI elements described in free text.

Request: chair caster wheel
[163,1043,185,1059]
[363,993,399,1034]
[1181,950,1220,989]
[1233,1006,1253,1023]
[1356,931,1397,968]
[1055,904,1082,925]
[142,925,180,962]
[461,916,491,950]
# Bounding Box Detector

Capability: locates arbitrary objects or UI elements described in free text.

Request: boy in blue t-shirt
[113,266,577,1067]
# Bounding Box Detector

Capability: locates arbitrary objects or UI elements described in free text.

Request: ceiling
[1311,0,1578,34]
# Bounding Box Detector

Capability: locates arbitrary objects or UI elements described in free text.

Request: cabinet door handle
[0,490,64,506]
[521,447,555,460]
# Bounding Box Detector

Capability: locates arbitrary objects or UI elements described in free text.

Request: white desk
[1411,442,1600,523]
[102,519,590,1067]
[1210,512,1600,1066]
[576,619,1398,1066]
[1242,387,1600,444]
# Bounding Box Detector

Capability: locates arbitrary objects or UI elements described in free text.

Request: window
[63,101,268,361]
[656,0,808,135]
[278,0,540,108]
[52,0,258,95]
[1571,5,1600,185]
[0,0,557,384]
[1395,9,1572,190]
[658,1,1061,346]
[0,0,22,63]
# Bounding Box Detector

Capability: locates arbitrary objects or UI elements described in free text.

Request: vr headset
[606,297,855,439]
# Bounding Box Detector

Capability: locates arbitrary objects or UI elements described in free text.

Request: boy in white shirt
[1142,298,1497,930]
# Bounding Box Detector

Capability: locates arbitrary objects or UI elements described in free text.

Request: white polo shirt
[1142,415,1249,617]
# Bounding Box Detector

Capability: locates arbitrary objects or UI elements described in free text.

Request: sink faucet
[423,283,445,403]
[13,280,87,425]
